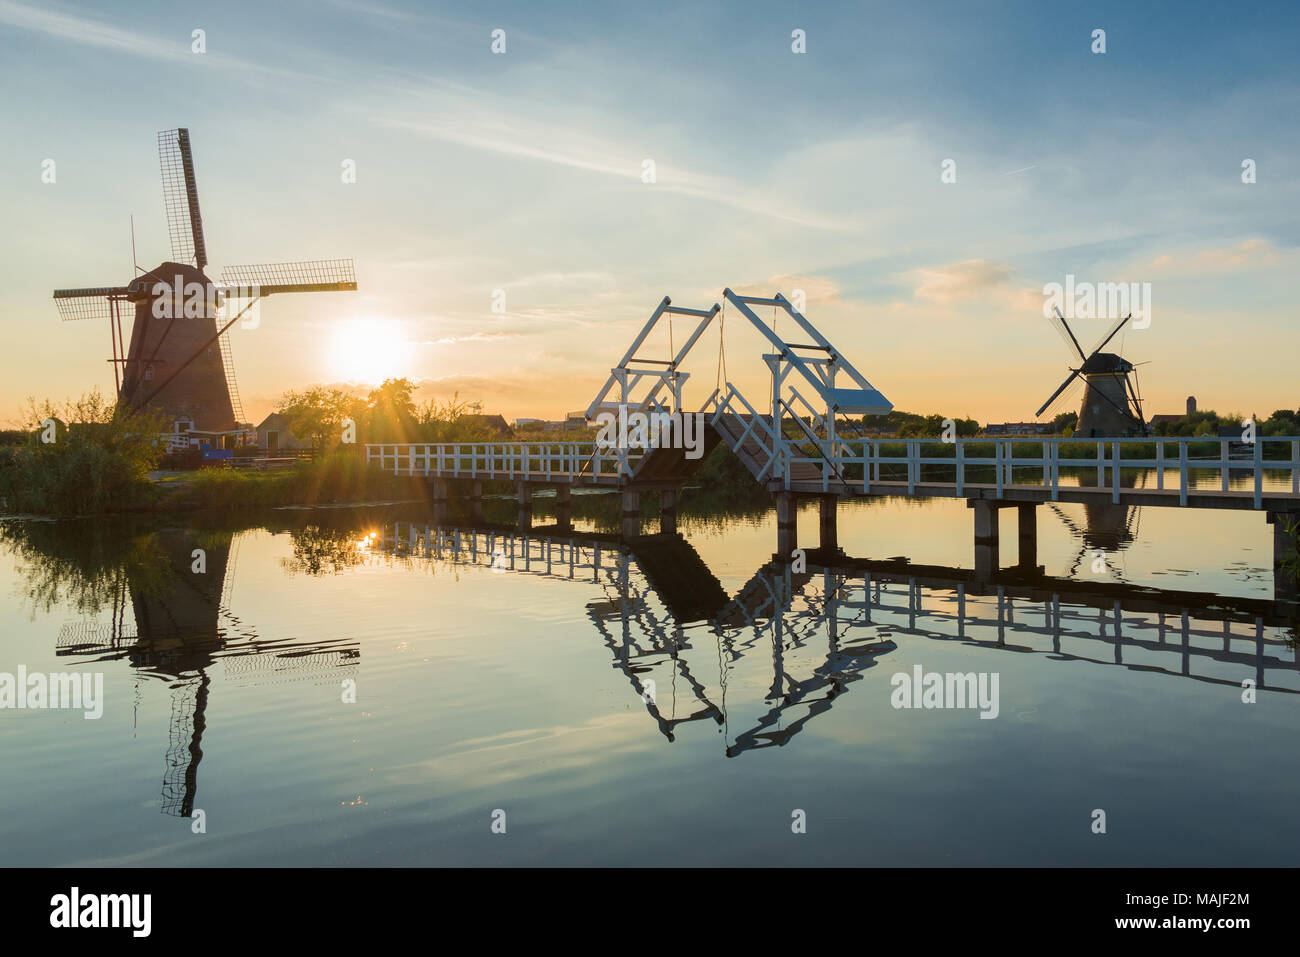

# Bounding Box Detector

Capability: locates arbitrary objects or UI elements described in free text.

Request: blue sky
[2,0,1297,423]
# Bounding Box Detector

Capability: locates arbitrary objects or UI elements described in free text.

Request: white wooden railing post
[1050,439,1059,501]
[1179,440,1188,506]
[1254,436,1263,509]
[1112,441,1120,504]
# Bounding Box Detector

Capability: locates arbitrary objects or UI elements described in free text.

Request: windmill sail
[1049,306,1087,361]
[157,128,207,269]
[52,286,130,321]
[1087,313,1131,357]
[1035,368,1083,418]
[221,259,357,295]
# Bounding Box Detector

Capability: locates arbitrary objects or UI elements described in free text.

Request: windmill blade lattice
[157,128,207,269]
[52,287,130,322]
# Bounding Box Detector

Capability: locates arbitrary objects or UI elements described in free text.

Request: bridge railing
[367,434,1300,508]
[365,441,644,481]
[778,435,1300,507]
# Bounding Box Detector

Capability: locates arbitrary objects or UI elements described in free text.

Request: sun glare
[328,319,406,384]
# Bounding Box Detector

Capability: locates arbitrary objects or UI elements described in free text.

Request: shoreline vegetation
[1,381,1297,519]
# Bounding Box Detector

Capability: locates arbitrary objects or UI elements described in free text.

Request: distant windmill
[1036,308,1147,437]
[52,128,357,447]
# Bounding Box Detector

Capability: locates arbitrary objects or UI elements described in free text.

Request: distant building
[462,414,513,438]
[254,412,311,451]
[1187,395,1197,415]
[985,422,1052,436]
[1149,414,1184,428]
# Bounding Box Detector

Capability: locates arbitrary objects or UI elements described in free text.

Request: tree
[363,378,418,443]
[415,392,499,442]
[1050,411,1078,435]
[278,386,359,451]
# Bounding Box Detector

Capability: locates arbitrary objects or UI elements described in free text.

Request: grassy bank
[0,442,432,517]
[164,454,431,511]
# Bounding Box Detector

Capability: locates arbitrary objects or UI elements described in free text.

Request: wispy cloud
[376,86,858,231]
[765,274,843,306]
[426,331,522,345]
[910,260,1014,302]
[1147,238,1283,276]
[0,0,328,82]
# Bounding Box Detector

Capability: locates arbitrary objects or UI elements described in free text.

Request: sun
[328,319,407,384]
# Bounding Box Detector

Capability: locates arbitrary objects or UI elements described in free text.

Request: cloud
[0,0,327,82]
[1147,238,1281,276]
[504,270,619,291]
[375,86,858,231]
[910,259,1014,303]
[426,331,522,345]
[764,274,843,306]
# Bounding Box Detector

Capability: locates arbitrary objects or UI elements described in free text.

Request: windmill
[1035,308,1147,437]
[52,128,357,448]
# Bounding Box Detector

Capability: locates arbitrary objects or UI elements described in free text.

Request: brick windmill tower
[52,128,357,447]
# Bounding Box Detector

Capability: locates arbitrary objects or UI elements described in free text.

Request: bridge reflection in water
[379,521,1299,757]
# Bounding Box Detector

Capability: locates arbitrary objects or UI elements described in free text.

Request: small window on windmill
[144,364,154,381]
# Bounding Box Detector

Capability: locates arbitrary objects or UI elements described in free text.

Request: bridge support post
[516,481,533,532]
[1267,511,1299,605]
[1017,503,1039,571]
[659,489,677,535]
[432,478,450,524]
[467,480,484,522]
[970,499,1000,581]
[622,489,641,538]
[776,492,797,557]
[819,496,838,552]
[554,485,572,531]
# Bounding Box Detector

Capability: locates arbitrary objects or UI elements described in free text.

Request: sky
[1,0,1297,427]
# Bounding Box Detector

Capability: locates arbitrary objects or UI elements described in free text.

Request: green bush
[0,391,164,515]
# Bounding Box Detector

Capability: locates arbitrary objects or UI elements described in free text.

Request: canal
[1,489,1295,866]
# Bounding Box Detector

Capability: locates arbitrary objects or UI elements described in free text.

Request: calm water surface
[1,488,1296,866]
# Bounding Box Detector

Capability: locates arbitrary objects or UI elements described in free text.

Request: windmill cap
[1081,352,1134,374]
[127,261,214,300]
